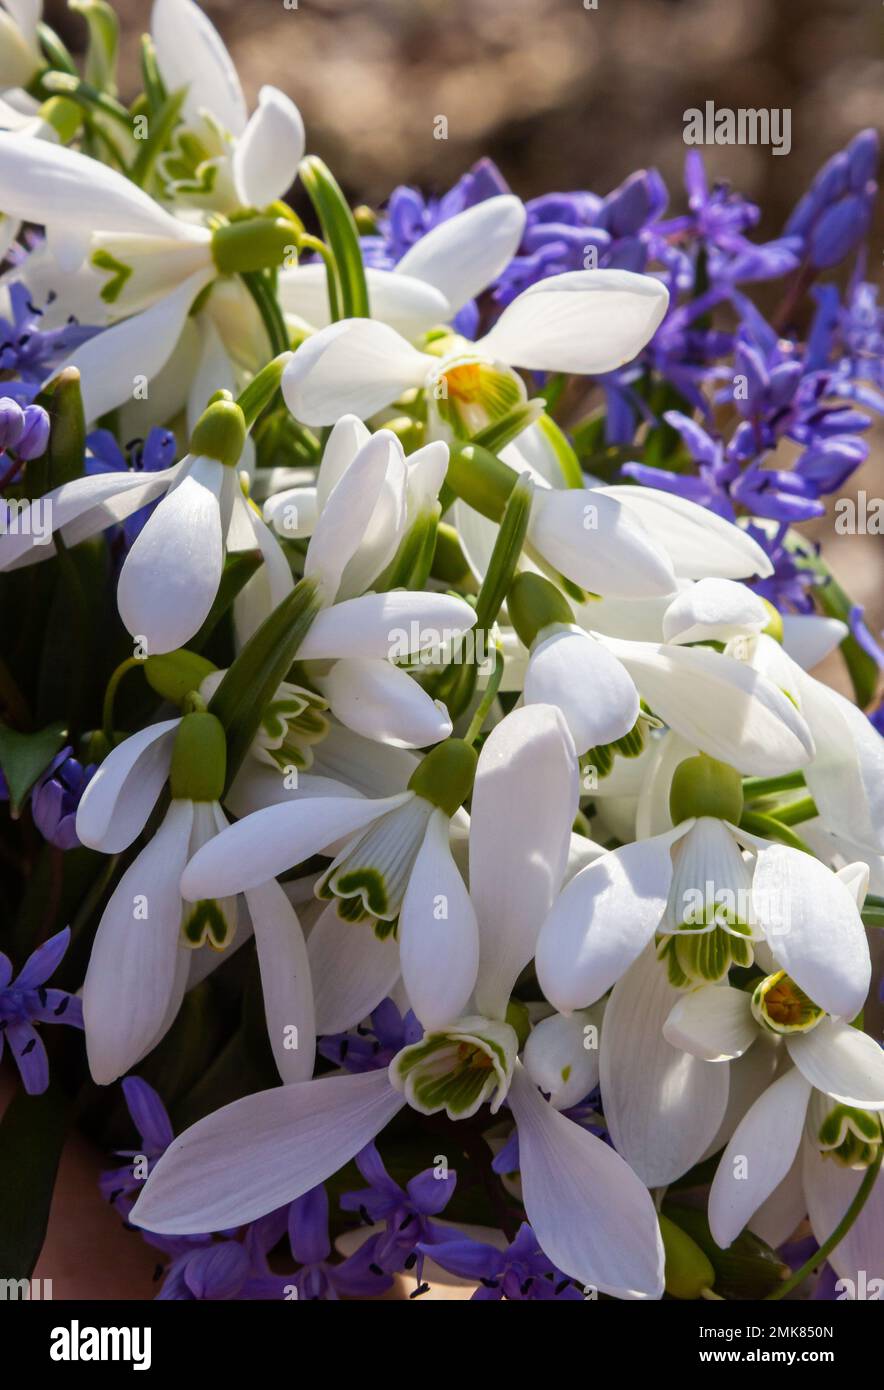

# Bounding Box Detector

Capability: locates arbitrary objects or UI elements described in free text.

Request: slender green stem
[36,23,79,75]
[297,234,341,323]
[766,1134,883,1300]
[101,656,142,743]
[465,647,504,746]
[241,272,291,357]
[739,810,816,855]
[743,771,805,799]
[861,895,884,928]
[41,71,134,129]
[771,795,819,826]
[236,352,293,428]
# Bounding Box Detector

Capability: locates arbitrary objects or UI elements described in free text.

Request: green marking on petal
[181,897,233,950]
[91,247,133,304]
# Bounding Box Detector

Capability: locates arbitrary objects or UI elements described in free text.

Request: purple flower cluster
[0,928,83,1094]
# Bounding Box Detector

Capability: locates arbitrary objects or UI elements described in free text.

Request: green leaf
[189,549,264,653]
[801,550,880,708]
[208,575,323,789]
[299,155,370,319]
[0,720,67,816]
[69,0,119,94]
[0,1084,71,1279]
[129,86,187,190]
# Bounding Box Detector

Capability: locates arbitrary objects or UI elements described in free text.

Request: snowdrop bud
[658,1214,715,1300]
[507,571,573,649]
[407,737,477,816]
[669,753,743,826]
[750,970,826,1036]
[144,651,217,707]
[169,712,227,802]
[211,217,295,275]
[189,394,246,469]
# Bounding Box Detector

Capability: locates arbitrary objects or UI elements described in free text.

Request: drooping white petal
[297,590,477,662]
[117,456,226,655]
[508,1065,665,1299]
[75,719,180,854]
[522,1008,603,1110]
[245,879,315,1084]
[56,267,214,422]
[477,269,669,375]
[524,627,639,755]
[781,614,847,671]
[663,985,757,1061]
[470,705,579,1020]
[83,800,194,1086]
[0,131,204,240]
[748,1153,807,1252]
[662,578,769,646]
[529,487,676,598]
[803,1142,884,1288]
[314,413,371,506]
[536,826,689,1013]
[786,1018,884,1108]
[131,1070,406,1234]
[396,195,526,315]
[323,658,452,749]
[601,485,774,579]
[233,86,304,207]
[283,319,431,426]
[0,465,180,571]
[280,262,450,339]
[308,903,401,1035]
[151,0,248,136]
[228,493,293,612]
[708,1067,812,1248]
[600,946,730,1186]
[398,807,479,1030]
[181,793,411,900]
[751,844,870,1020]
[601,637,815,776]
[304,430,402,600]
[798,674,884,857]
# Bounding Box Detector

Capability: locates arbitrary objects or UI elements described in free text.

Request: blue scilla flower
[85,426,177,555]
[0,928,83,1094]
[785,129,878,270]
[0,282,95,404]
[318,996,422,1074]
[246,1186,395,1300]
[31,747,95,851]
[340,1141,457,1289]
[420,1222,583,1301]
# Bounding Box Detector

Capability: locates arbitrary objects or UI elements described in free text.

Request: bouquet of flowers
[1,0,882,1304]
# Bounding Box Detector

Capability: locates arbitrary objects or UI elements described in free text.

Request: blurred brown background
[45,0,884,683]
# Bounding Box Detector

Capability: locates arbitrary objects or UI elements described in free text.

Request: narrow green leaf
[69,0,119,94]
[189,549,264,653]
[0,1084,71,1279]
[299,155,369,319]
[208,576,322,788]
[0,720,67,816]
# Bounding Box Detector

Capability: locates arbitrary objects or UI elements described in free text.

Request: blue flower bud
[0,397,24,451]
[17,404,51,460]
[808,194,871,269]
[846,128,879,191]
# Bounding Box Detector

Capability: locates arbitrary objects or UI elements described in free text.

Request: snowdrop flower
[537,754,867,1014]
[666,956,884,1259]
[0,394,291,654]
[151,0,305,214]
[512,572,816,774]
[278,194,527,341]
[76,708,314,1087]
[0,133,294,421]
[132,705,666,1300]
[282,268,669,429]
[0,0,42,92]
[734,630,884,857]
